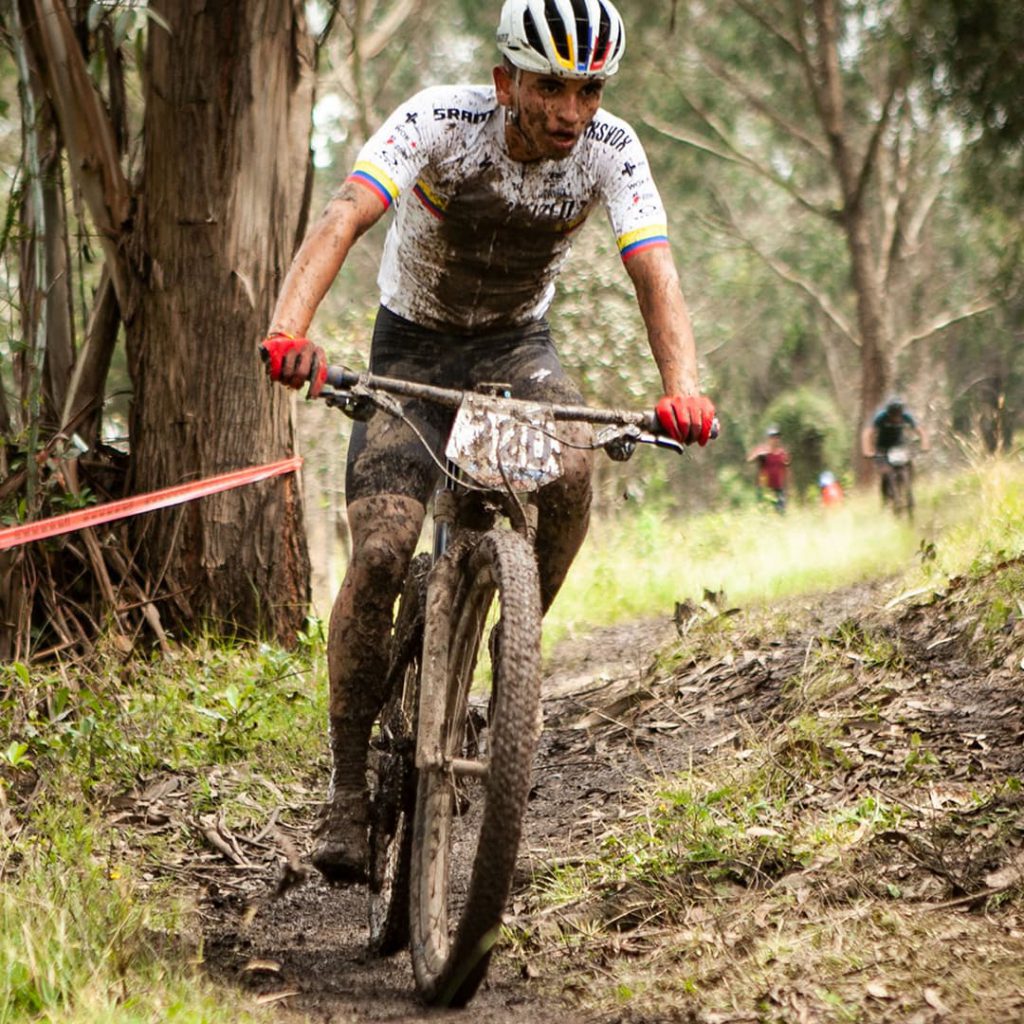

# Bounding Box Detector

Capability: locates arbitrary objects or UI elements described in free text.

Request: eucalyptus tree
[631,0,997,479]
[907,0,1024,448]
[0,0,323,652]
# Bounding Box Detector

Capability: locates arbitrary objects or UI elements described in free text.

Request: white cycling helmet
[497,0,626,79]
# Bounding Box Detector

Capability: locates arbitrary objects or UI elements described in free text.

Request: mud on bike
[316,364,707,1007]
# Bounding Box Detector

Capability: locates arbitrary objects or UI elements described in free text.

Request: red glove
[655,394,716,446]
[260,332,327,397]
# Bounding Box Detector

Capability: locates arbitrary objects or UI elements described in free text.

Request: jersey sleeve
[346,89,437,209]
[595,121,670,263]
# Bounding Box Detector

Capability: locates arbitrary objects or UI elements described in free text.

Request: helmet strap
[506,66,522,127]
[507,67,524,127]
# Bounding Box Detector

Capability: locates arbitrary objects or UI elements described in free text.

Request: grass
[2,455,1022,1022]
[544,470,960,651]
[1,637,326,1024]
[511,455,1024,1022]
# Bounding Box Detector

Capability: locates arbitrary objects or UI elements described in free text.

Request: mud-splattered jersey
[347,84,669,332]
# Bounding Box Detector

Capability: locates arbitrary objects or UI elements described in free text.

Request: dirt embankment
[134,568,1023,1023]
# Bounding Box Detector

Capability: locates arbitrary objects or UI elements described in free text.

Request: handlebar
[321,365,718,448]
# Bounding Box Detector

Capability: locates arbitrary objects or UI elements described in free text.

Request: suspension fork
[431,460,459,563]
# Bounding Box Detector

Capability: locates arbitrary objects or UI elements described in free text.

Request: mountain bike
[876,444,916,519]
[317,364,708,1006]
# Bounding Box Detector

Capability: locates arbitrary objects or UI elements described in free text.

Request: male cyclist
[861,396,929,505]
[260,0,716,884]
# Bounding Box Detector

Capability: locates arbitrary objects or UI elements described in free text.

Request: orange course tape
[0,456,303,552]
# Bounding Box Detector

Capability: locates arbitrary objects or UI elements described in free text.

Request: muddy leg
[533,423,594,614]
[312,493,424,883]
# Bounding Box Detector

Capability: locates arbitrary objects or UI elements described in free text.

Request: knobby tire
[409,529,543,1007]
[367,553,431,955]
[890,466,914,519]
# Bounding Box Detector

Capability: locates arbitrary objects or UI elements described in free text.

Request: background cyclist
[861,395,930,505]
[259,0,716,884]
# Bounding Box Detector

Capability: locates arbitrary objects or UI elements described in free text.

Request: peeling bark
[127,0,317,637]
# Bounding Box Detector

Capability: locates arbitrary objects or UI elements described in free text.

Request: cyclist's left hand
[655,394,716,446]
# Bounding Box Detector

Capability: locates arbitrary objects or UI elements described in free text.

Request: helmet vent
[544,0,572,64]
[523,8,546,59]
[592,3,612,68]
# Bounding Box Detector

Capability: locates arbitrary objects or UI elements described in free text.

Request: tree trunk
[810,0,891,484]
[846,213,889,482]
[126,0,316,638]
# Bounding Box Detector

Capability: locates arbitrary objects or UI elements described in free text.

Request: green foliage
[761,388,851,502]
[0,635,323,1023]
[909,0,1024,155]
[546,481,931,652]
[1,637,323,799]
[0,812,263,1024]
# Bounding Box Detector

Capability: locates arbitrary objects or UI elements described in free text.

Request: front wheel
[409,529,543,1007]
[367,553,430,956]
[890,466,914,519]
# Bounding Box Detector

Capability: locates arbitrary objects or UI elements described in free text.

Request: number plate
[887,445,910,467]
[445,394,563,491]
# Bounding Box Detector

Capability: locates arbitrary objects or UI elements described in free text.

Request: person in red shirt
[747,426,790,513]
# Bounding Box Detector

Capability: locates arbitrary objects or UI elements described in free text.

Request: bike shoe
[310,791,369,885]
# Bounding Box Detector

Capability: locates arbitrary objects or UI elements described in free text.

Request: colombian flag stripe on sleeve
[618,225,669,261]
[412,180,447,220]
[347,162,400,208]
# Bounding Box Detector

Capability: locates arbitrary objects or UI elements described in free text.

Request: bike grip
[325,364,359,389]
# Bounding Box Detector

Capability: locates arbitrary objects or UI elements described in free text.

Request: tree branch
[645,111,840,223]
[712,188,860,348]
[696,49,831,163]
[360,0,422,61]
[731,0,802,55]
[21,0,132,309]
[851,70,904,216]
[894,301,996,352]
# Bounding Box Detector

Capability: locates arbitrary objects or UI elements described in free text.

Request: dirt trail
[189,574,1024,1023]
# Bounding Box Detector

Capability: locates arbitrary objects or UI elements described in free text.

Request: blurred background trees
[0,0,1020,653]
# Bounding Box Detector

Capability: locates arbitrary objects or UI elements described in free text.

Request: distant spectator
[818,470,844,509]
[747,426,790,513]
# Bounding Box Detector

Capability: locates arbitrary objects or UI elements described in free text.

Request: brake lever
[596,425,687,460]
[321,386,375,422]
[643,433,686,455]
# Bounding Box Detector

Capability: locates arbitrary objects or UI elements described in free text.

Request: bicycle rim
[410,530,542,1007]
[368,553,430,956]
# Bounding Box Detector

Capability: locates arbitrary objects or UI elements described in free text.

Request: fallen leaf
[984,852,1024,890]
[254,989,298,1005]
[866,980,893,1000]
[923,987,950,1014]
[242,958,282,974]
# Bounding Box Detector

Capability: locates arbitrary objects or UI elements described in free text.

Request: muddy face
[496,66,605,163]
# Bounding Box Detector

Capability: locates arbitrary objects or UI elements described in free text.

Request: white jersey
[347,84,669,332]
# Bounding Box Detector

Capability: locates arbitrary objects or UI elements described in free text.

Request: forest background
[0,0,1021,656]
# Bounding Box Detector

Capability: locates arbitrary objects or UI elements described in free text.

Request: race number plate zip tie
[0,455,302,551]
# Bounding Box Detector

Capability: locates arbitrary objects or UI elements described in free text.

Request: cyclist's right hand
[655,394,717,446]
[260,333,327,397]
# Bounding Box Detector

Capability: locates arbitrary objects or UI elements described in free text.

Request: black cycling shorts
[345,305,585,505]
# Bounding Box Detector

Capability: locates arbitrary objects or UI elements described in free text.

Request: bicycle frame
[317,362,706,1006]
